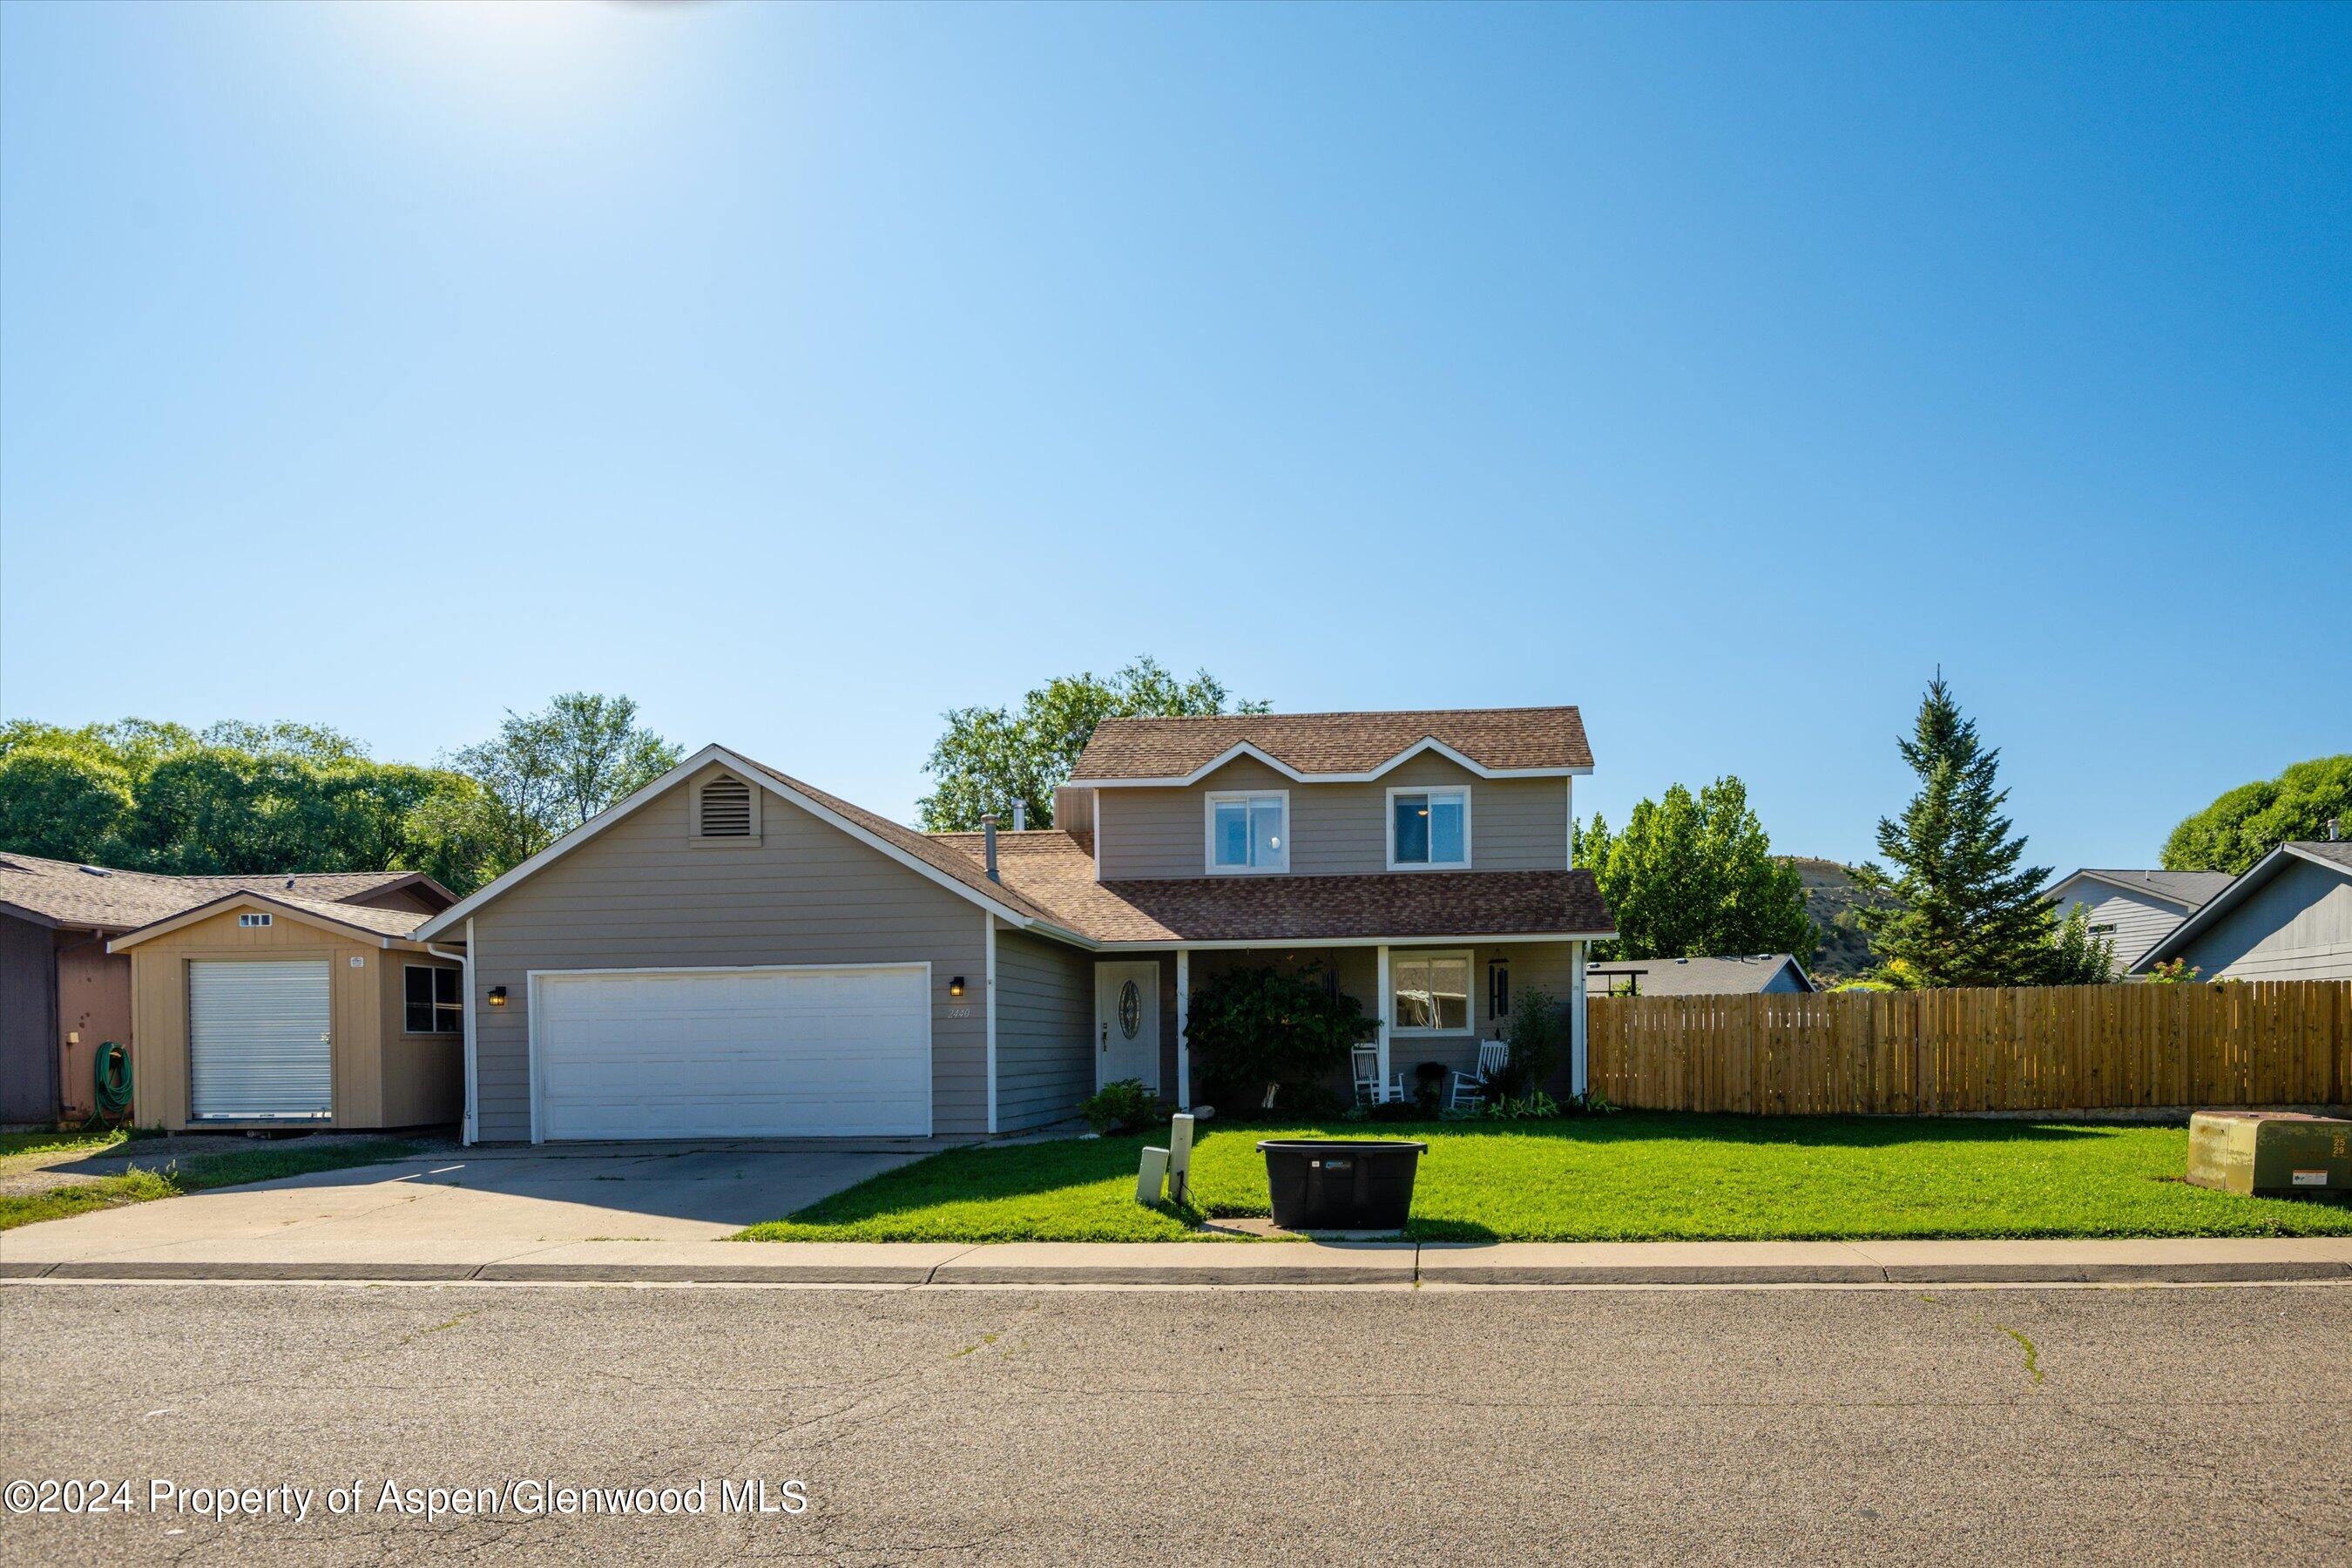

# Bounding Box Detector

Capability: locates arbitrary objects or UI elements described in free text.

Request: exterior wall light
[487,986,509,1009]
[949,976,966,998]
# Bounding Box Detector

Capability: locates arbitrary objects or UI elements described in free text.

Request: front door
[1094,962,1160,1091]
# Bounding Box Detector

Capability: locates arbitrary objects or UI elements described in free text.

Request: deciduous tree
[919,657,1267,831]
[1578,777,1815,963]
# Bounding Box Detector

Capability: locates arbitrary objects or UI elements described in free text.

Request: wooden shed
[109,891,463,1132]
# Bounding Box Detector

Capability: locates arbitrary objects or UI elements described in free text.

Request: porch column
[1569,939,1589,1098]
[1173,948,1192,1111]
[1375,943,1392,1093]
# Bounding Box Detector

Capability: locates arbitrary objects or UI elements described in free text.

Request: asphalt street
[3,1280,2347,1565]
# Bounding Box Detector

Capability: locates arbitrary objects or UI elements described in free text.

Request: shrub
[1186,965,1376,1111]
[1366,1099,1425,1123]
[1079,1078,1159,1135]
[1483,1091,1561,1121]
[1412,1061,1448,1115]
[2146,957,2200,985]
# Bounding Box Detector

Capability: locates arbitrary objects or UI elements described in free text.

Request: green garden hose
[92,1040,132,1121]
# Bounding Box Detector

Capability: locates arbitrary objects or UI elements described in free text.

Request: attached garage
[188,958,333,1122]
[534,964,931,1139]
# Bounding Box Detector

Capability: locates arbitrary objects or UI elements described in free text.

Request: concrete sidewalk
[5,1231,2348,1287]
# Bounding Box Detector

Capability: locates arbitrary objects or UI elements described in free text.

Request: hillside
[1782,856,1895,981]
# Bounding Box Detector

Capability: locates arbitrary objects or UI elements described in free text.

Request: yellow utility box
[2186,1112,2352,1196]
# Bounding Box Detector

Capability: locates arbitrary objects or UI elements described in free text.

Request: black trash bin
[1256,1139,1428,1231]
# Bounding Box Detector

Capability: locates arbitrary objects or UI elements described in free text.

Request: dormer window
[693,774,759,842]
[1205,790,1288,874]
[1389,787,1470,869]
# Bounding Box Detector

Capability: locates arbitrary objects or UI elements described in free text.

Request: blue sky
[2,3,2344,868]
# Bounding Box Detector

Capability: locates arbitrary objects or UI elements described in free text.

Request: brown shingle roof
[0,852,433,933]
[1067,707,1592,781]
[737,758,1072,929]
[927,829,1613,944]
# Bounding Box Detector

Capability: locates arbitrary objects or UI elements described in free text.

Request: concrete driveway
[0,1140,931,1272]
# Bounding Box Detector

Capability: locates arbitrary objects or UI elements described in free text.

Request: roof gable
[2127,841,2352,972]
[107,889,431,951]
[414,746,1072,943]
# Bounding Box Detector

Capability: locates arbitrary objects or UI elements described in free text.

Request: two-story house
[399,706,1612,1143]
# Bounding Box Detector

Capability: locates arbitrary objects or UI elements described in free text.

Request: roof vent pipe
[981,814,1000,882]
[1011,801,1026,832]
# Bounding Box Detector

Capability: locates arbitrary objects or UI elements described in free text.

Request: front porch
[1087,939,1591,1114]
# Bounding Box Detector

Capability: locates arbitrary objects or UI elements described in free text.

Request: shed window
[697,776,754,838]
[238,912,273,928]
[404,966,463,1035]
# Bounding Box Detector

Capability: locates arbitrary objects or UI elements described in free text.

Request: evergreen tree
[1855,674,2057,987]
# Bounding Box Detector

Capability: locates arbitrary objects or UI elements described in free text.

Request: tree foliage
[1855,674,2075,988]
[2161,755,2352,875]
[917,657,1268,831]
[2043,902,2120,986]
[0,695,679,895]
[1186,964,1375,1111]
[423,693,683,889]
[1578,777,1815,964]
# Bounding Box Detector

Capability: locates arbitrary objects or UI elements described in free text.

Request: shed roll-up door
[189,960,333,1120]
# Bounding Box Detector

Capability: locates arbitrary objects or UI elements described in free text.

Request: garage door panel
[536,966,929,1139]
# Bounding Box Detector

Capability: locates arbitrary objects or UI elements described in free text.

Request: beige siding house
[413,707,1614,1144]
[0,855,452,1128]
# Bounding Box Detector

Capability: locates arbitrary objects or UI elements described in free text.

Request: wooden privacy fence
[1586,981,2352,1116]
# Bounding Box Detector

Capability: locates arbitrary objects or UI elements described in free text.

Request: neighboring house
[0,854,454,1126]
[2044,868,2234,975]
[2126,841,2352,982]
[1588,954,1815,997]
[413,707,1615,1144]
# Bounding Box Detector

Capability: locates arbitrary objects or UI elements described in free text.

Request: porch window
[1393,951,1471,1033]
[1389,787,1469,868]
[404,965,463,1036]
[1206,791,1288,873]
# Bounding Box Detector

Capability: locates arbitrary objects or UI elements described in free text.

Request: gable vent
[698,777,754,838]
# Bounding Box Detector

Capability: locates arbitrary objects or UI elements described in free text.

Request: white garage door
[534,965,931,1140]
[189,959,334,1121]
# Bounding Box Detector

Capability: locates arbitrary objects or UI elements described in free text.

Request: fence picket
[1585,981,2352,1115]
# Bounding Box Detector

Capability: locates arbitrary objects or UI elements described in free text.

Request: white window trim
[1389,948,1475,1036]
[687,772,762,846]
[1202,788,1290,875]
[1385,785,1473,872]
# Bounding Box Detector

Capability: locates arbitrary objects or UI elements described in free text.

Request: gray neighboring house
[415,709,1617,1145]
[1587,954,1815,997]
[2126,841,2352,982]
[2044,868,2234,976]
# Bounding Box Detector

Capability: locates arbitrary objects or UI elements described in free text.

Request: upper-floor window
[1389,787,1470,869]
[1206,790,1288,874]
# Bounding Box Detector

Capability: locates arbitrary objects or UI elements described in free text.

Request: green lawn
[737,1115,2352,1244]
[0,1137,420,1232]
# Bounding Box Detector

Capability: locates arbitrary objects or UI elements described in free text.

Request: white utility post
[1174,948,1192,1110]
[1569,939,1589,1098]
[1375,943,1392,1096]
